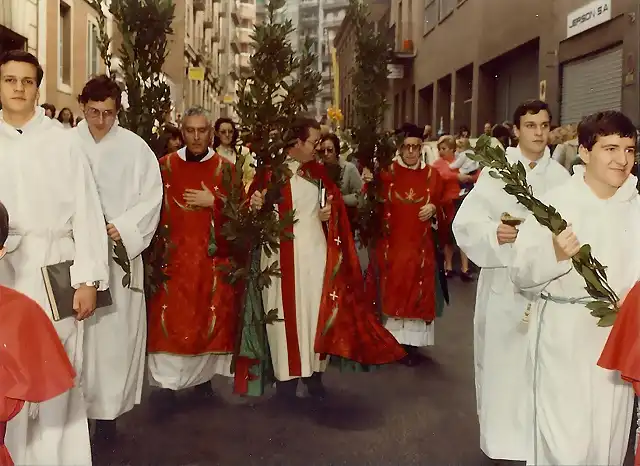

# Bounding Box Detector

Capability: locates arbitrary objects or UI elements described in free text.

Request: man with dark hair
[0,51,108,464]
[147,106,240,418]
[40,103,56,119]
[509,110,638,465]
[74,74,162,445]
[453,99,569,462]
[364,123,446,365]
[250,118,404,399]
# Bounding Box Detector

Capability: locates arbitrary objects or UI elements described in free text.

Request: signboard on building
[188,67,205,81]
[566,0,611,39]
[388,64,404,80]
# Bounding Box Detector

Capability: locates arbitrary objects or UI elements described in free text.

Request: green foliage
[216,0,320,385]
[88,0,175,150]
[219,0,321,291]
[88,0,175,293]
[347,0,396,246]
[470,135,620,327]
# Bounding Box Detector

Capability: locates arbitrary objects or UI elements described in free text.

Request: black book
[41,260,112,321]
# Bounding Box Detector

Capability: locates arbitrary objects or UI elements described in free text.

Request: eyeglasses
[85,107,116,121]
[319,148,335,154]
[402,143,421,152]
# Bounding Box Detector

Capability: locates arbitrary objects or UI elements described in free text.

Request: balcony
[239,52,251,72]
[300,14,318,25]
[237,27,253,44]
[389,22,416,60]
[193,0,206,12]
[322,0,348,11]
[230,28,240,52]
[322,16,343,29]
[237,1,255,19]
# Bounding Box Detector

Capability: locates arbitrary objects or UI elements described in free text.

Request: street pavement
[96,278,494,466]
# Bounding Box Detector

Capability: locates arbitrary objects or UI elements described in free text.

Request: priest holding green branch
[453,100,569,462]
[507,111,638,465]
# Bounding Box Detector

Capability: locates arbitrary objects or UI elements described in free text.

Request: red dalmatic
[148,153,239,356]
[598,282,640,466]
[0,286,75,466]
[367,161,444,322]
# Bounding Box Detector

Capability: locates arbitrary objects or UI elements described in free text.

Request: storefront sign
[567,0,611,38]
[188,67,205,81]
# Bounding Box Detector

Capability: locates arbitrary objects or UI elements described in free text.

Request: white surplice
[75,121,162,419]
[452,146,569,460]
[385,158,435,347]
[262,159,329,381]
[147,147,234,390]
[0,108,109,465]
[510,165,639,466]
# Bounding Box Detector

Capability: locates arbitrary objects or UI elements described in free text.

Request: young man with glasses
[0,50,108,465]
[74,75,163,446]
[363,123,446,366]
[249,118,404,400]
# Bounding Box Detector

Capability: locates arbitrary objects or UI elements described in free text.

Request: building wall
[386,0,639,134]
[42,0,109,116]
[0,0,39,55]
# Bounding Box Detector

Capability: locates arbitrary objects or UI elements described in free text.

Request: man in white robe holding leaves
[453,99,569,461]
[75,75,162,445]
[0,50,109,465]
[510,110,638,465]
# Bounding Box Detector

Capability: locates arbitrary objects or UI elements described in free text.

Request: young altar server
[0,50,109,465]
[452,100,569,461]
[509,110,638,465]
[75,75,162,444]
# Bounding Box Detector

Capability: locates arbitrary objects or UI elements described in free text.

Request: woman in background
[57,107,74,129]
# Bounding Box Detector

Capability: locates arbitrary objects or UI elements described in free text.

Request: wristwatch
[84,281,100,289]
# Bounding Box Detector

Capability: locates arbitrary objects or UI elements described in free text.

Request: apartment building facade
[336,0,640,133]
[293,0,348,118]
[1,0,257,121]
[392,0,640,134]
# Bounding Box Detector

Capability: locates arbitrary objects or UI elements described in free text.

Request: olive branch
[469,135,619,327]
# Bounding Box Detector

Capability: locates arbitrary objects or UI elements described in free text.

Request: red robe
[235,161,405,391]
[148,152,239,356]
[366,161,444,323]
[598,282,640,466]
[0,286,75,466]
[431,157,461,246]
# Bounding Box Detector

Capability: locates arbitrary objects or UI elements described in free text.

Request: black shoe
[275,379,298,400]
[91,419,117,450]
[149,388,177,421]
[192,381,215,401]
[302,373,327,400]
[460,270,474,282]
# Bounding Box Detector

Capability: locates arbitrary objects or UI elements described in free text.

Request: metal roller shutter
[560,46,623,125]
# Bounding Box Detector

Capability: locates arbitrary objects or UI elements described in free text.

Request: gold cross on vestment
[406,188,416,200]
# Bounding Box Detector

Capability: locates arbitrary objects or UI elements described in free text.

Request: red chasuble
[598,281,640,466]
[235,161,405,391]
[0,286,75,466]
[366,161,444,322]
[147,152,239,356]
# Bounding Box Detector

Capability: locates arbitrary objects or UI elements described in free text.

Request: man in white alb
[0,50,108,465]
